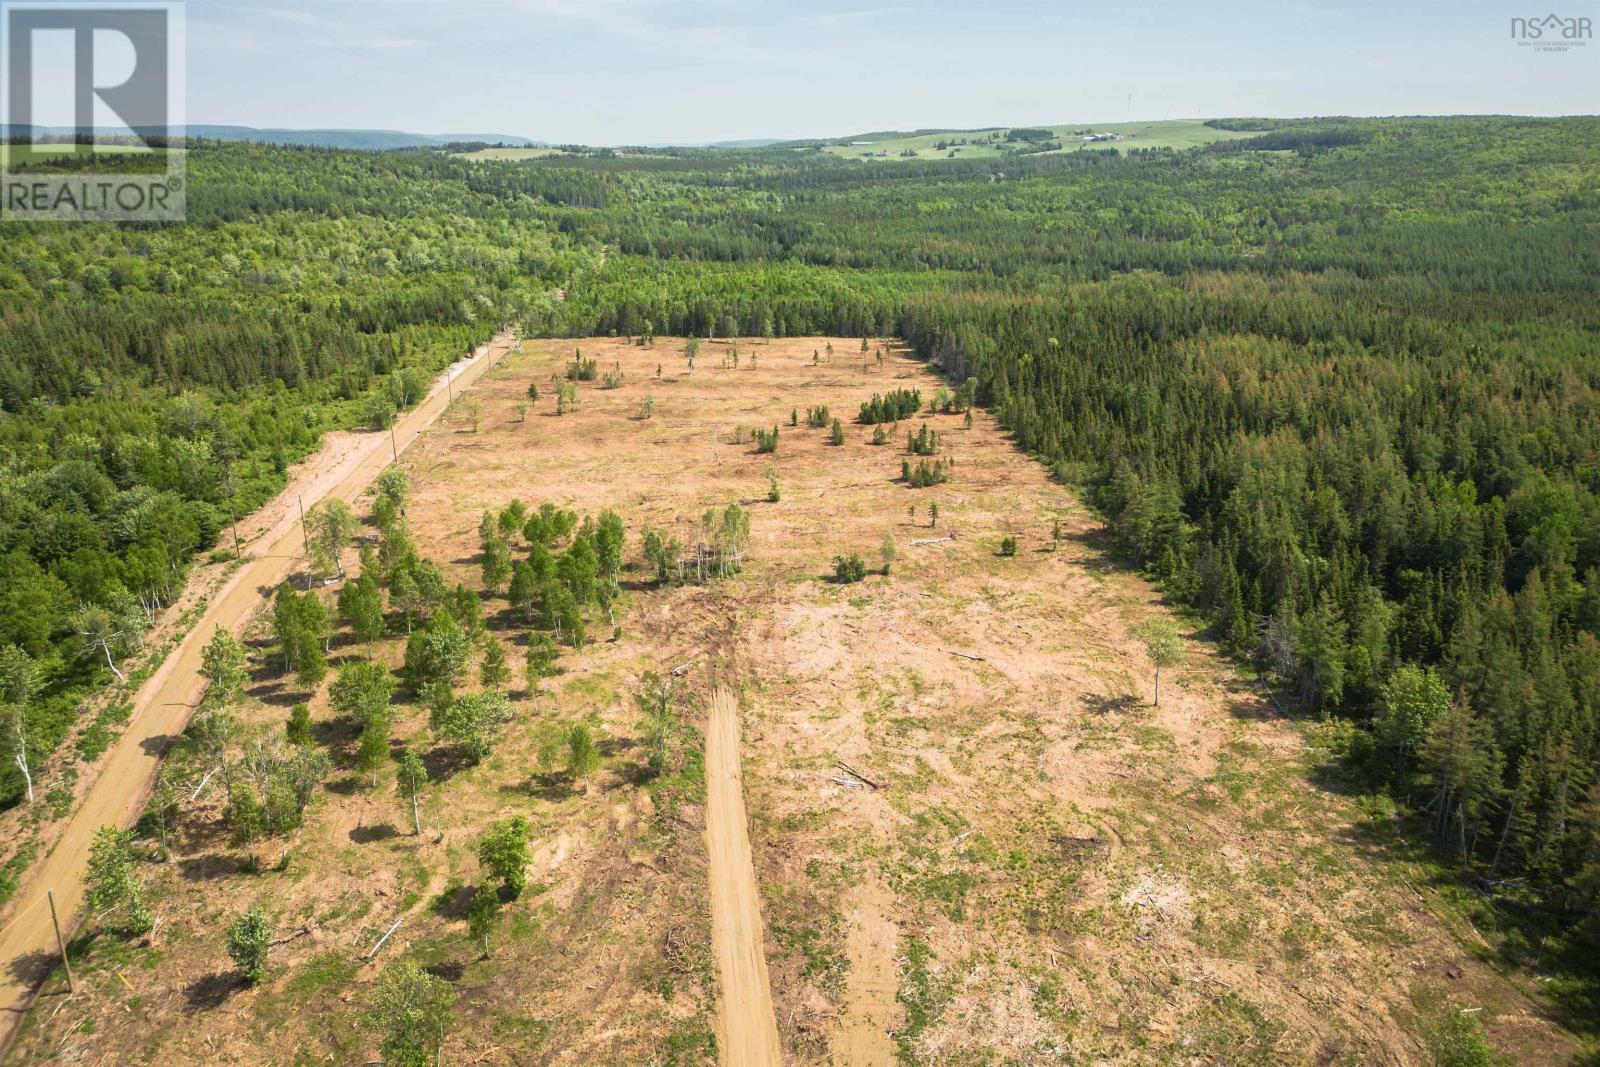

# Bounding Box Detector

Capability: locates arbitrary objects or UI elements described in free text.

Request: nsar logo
[1510,12,1592,50]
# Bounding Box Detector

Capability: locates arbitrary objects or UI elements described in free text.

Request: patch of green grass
[283,951,361,1000]
[1191,911,1254,956]
[895,937,949,1063]
[770,916,848,988]
[75,701,133,762]
[1131,722,1177,753]
[1184,991,1288,1065]
[489,1010,553,1045]
[892,844,976,922]
[0,840,39,908]
[659,1015,717,1065]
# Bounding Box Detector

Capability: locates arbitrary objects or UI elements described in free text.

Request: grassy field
[7,338,1580,1065]
[450,146,565,161]
[0,143,173,167]
[447,121,1251,163]
[812,118,1253,160]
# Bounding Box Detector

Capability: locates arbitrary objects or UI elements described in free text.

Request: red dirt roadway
[0,332,515,1056]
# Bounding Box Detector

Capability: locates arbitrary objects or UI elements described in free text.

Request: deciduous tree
[368,961,454,1067]
[85,826,151,936]
[431,690,511,764]
[477,815,531,897]
[227,906,273,984]
[1134,619,1183,707]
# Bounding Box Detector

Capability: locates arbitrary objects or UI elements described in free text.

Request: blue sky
[182,0,1597,143]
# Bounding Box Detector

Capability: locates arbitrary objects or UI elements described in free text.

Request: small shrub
[833,555,867,584]
[1425,1006,1492,1067]
[227,906,274,984]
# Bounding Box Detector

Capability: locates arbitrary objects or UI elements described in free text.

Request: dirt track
[706,686,783,1067]
[0,332,514,1055]
[833,883,897,1065]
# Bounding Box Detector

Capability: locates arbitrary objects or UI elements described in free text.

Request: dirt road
[0,332,515,1054]
[705,687,783,1067]
[833,883,897,1065]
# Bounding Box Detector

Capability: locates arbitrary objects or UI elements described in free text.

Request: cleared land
[5,337,1579,1065]
[706,687,782,1066]
[0,335,511,1056]
[450,146,565,161]
[813,118,1252,160]
[0,144,173,166]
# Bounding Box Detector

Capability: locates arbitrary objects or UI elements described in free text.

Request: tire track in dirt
[0,332,516,1055]
[706,686,783,1067]
[832,879,898,1066]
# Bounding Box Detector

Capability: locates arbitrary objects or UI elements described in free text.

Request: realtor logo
[1510,12,1592,50]
[1,2,185,221]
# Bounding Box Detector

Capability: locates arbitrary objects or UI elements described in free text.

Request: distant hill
[180,126,541,149]
[434,133,546,147]
[0,124,539,150]
[778,119,1255,160]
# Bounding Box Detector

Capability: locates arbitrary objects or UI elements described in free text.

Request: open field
[0,144,171,166]
[5,337,1580,1065]
[450,146,566,161]
[812,118,1252,160]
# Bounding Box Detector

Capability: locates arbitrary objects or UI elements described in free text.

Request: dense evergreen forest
[3,119,1599,1009]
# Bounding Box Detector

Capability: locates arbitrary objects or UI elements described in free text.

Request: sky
[173,0,1597,143]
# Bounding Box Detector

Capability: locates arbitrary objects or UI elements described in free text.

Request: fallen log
[835,760,882,790]
[364,917,404,960]
[908,536,954,546]
[188,766,218,802]
[270,924,313,947]
[946,650,985,662]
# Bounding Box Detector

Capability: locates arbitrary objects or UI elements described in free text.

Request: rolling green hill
[793,118,1252,160]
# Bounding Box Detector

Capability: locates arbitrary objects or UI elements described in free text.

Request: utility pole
[446,366,454,405]
[48,889,74,994]
[298,495,308,553]
[389,423,399,462]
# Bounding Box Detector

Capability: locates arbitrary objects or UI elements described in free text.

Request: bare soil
[0,334,512,1056]
[5,336,1580,1066]
[706,686,782,1066]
